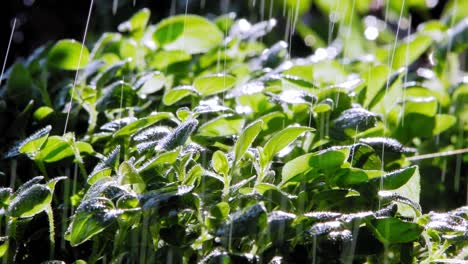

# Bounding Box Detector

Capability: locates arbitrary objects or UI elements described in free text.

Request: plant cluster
[0,5,467,264]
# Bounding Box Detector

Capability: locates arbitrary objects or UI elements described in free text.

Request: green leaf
[33,106,54,121]
[212,151,229,176]
[35,136,93,163]
[18,125,52,158]
[48,39,90,70]
[282,147,350,184]
[433,114,456,135]
[206,202,230,229]
[147,50,191,70]
[193,74,236,96]
[46,176,67,193]
[216,203,267,238]
[138,147,181,173]
[118,161,145,193]
[330,107,378,140]
[6,62,34,106]
[118,8,151,33]
[163,86,198,106]
[363,65,389,108]
[263,126,314,163]
[370,166,417,190]
[113,112,174,138]
[136,71,166,97]
[385,34,432,70]
[234,120,263,164]
[156,119,198,151]
[403,97,438,117]
[153,15,223,54]
[8,184,52,218]
[67,198,118,246]
[368,218,423,244]
[96,81,139,111]
[198,115,245,137]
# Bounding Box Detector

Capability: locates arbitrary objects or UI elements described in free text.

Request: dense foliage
[0,2,467,263]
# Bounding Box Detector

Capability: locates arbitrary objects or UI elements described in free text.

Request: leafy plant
[0,3,467,263]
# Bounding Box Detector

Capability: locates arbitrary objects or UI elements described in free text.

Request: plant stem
[46,206,55,259]
[35,160,49,179]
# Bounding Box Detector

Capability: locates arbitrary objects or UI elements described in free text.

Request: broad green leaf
[153,15,223,54]
[163,86,198,106]
[368,218,423,244]
[363,65,389,108]
[118,161,145,193]
[393,167,421,217]
[35,136,93,163]
[87,168,112,185]
[95,81,139,111]
[138,147,181,173]
[370,166,417,190]
[48,39,90,70]
[33,106,54,121]
[349,143,382,170]
[216,203,267,238]
[282,64,314,83]
[214,13,236,33]
[118,8,150,33]
[212,151,229,176]
[136,71,166,97]
[282,147,350,184]
[147,50,191,70]
[263,126,314,163]
[194,74,236,96]
[67,198,118,246]
[334,168,382,186]
[46,176,67,193]
[8,184,52,218]
[6,62,34,106]
[18,125,52,157]
[403,97,438,117]
[388,35,432,70]
[330,108,378,140]
[206,202,230,229]
[234,120,263,164]
[198,115,245,137]
[113,112,174,137]
[433,114,456,135]
[118,161,143,185]
[156,119,198,151]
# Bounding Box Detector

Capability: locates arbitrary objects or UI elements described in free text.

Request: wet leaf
[153,15,223,54]
[8,184,52,218]
[198,115,245,137]
[367,218,423,244]
[194,74,236,96]
[263,126,314,163]
[370,166,417,190]
[216,203,267,238]
[118,8,150,33]
[163,85,199,106]
[48,39,90,70]
[156,119,198,151]
[67,198,119,246]
[282,147,350,184]
[234,120,263,164]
